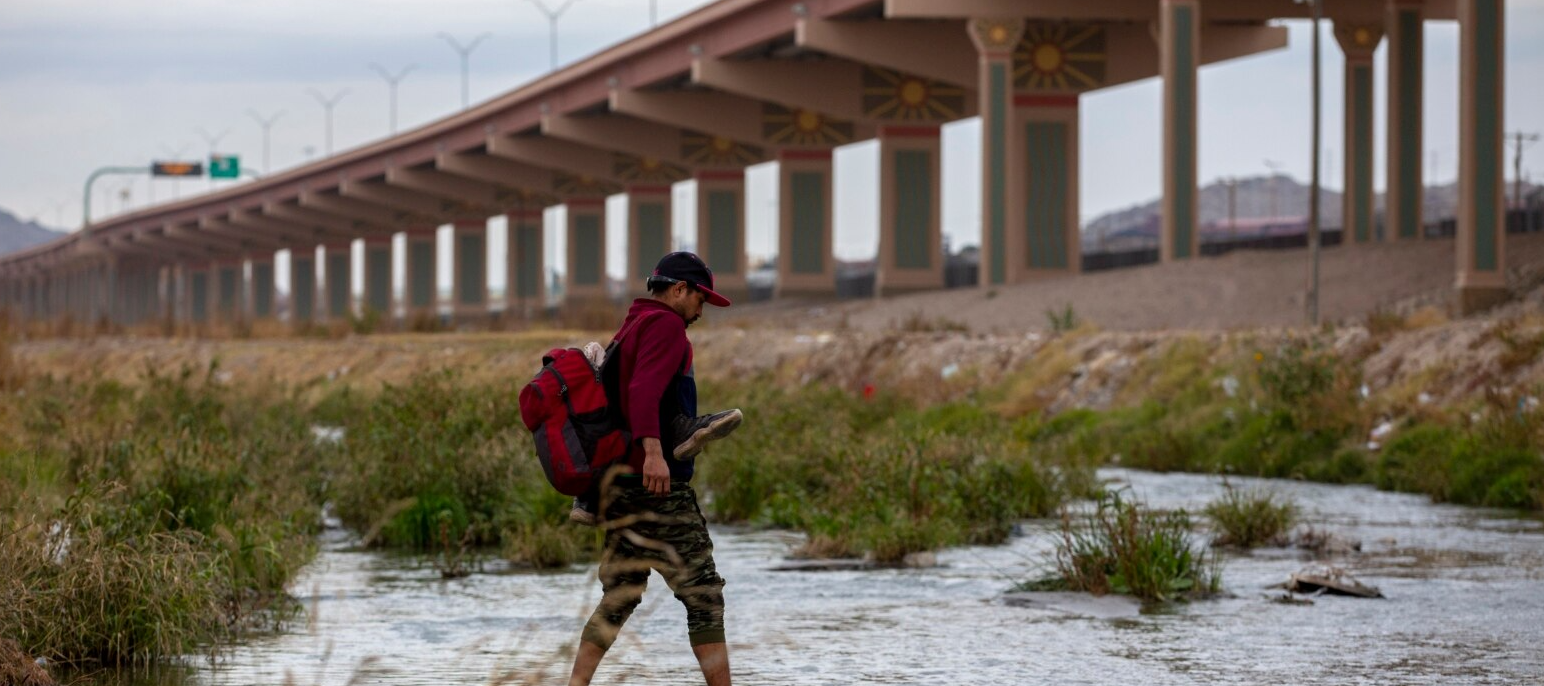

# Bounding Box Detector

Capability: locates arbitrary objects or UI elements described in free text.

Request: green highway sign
[209,154,240,179]
[151,161,203,177]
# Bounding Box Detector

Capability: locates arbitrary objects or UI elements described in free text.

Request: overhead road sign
[209,154,240,179]
[152,161,204,177]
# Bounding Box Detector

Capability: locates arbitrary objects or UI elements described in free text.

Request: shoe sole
[673,409,743,459]
[569,509,597,527]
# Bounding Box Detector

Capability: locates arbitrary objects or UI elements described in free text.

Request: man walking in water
[569,252,742,686]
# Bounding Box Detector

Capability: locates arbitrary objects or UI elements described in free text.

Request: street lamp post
[246,109,285,177]
[527,0,581,72]
[306,88,350,156]
[438,32,493,110]
[368,63,417,135]
[1306,0,1323,326]
[195,126,231,189]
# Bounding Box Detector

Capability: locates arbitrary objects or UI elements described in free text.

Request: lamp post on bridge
[438,32,492,110]
[306,88,350,156]
[368,63,416,135]
[1304,0,1323,326]
[196,127,231,190]
[526,0,581,72]
[246,109,285,177]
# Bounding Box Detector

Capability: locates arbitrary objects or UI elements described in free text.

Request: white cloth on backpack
[582,341,606,369]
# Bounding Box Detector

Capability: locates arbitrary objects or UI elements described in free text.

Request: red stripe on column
[565,198,605,208]
[1014,94,1079,108]
[626,185,672,195]
[880,126,941,139]
[695,170,745,181]
[778,149,833,161]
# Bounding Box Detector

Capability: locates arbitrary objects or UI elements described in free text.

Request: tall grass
[696,380,1088,563]
[1204,487,1299,548]
[1028,491,1221,603]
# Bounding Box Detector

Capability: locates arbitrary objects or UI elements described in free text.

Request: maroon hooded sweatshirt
[612,298,695,479]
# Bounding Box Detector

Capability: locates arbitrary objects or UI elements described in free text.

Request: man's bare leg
[568,640,607,686]
[692,642,732,686]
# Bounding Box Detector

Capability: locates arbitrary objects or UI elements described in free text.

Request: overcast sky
[2,0,1542,285]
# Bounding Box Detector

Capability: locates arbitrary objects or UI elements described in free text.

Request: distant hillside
[0,208,66,256]
[1078,176,1520,250]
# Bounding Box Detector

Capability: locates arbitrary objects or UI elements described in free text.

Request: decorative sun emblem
[861,67,966,121]
[762,104,853,146]
[1014,23,1106,91]
[613,154,687,183]
[682,132,764,166]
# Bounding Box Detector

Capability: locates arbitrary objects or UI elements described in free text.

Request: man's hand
[642,438,671,495]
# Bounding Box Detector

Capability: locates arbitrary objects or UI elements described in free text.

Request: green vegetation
[1021,491,1221,602]
[695,382,1090,564]
[1204,487,1299,548]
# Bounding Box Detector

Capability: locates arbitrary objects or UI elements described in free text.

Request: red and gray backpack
[518,341,630,496]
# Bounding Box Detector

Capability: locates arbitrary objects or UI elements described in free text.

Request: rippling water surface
[113,470,1544,685]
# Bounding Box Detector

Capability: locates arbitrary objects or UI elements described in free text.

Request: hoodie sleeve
[626,312,687,442]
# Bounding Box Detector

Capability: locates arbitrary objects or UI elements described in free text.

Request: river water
[121,469,1544,684]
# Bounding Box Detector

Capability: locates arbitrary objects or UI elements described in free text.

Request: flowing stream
[88,469,1544,685]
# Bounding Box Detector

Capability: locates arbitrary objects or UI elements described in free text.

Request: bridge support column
[1387,0,1425,240]
[1161,0,1200,262]
[322,242,352,322]
[189,264,210,325]
[694,171,748,300]
[1455,0,1507,314]
[249,257,275,320]
[627,186,673,286]
[451,221,487,318]
[565,200,608,301]
[403,229,438,320]
[970,18,1025,286]
[1338,23,1383,244]
[776,150,835,297]
[361,237,393,319]
[507,209,546,317]
[877,126,945,295]
[290,250,316,325]
[215,260,241,322]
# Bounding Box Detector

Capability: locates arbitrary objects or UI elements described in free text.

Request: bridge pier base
[451,221,488,320]
[694,171,748,302]
[507,209,546,318]
[290,249,316,326]
[775,149,835,298]
[322,242,352,323]
[876,126,944,296]
[403,229,438,323]
[1386,0,1425,241]
[361,237,392,321]
[565,199,608,302]
[1454,0,1507,315]
[626,186,673,286]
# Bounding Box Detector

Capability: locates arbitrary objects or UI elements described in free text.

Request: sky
[2,0,1542,293]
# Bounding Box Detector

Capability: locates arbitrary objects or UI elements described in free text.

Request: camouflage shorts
[581,481,726,649]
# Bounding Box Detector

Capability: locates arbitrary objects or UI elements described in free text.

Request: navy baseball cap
[650,251,731,307]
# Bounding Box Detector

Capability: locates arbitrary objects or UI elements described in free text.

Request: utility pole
[1306,0,1323,326]
[438,33,493,110]
[195,126,231,189]
[307,88,350,156]
[1263,159,1284,220]
[1226,177,1239,241]
[1508,132,1540,210]
[369,63,416,135]
[527,0,581,72]
[246,109,285,177]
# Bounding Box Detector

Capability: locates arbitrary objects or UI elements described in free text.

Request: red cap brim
[700,286,731,307]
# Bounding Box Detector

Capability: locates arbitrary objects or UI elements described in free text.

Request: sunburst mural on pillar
[613,154,689,183]
[681,134,764,166]
[553,173,621,197]
[861,67,965,121]
[762,104,853,147]
[1013,23,1106,91]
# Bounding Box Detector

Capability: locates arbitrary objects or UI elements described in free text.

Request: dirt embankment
[9,300,1542,415]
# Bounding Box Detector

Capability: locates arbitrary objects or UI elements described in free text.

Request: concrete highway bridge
[0,0,1514,327]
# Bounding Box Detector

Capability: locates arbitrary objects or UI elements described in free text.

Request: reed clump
[1024,491,1221,603]
[696,380,1089,564]
[1203,486,1299,548]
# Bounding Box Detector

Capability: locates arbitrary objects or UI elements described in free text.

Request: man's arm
[626,314,687,494]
